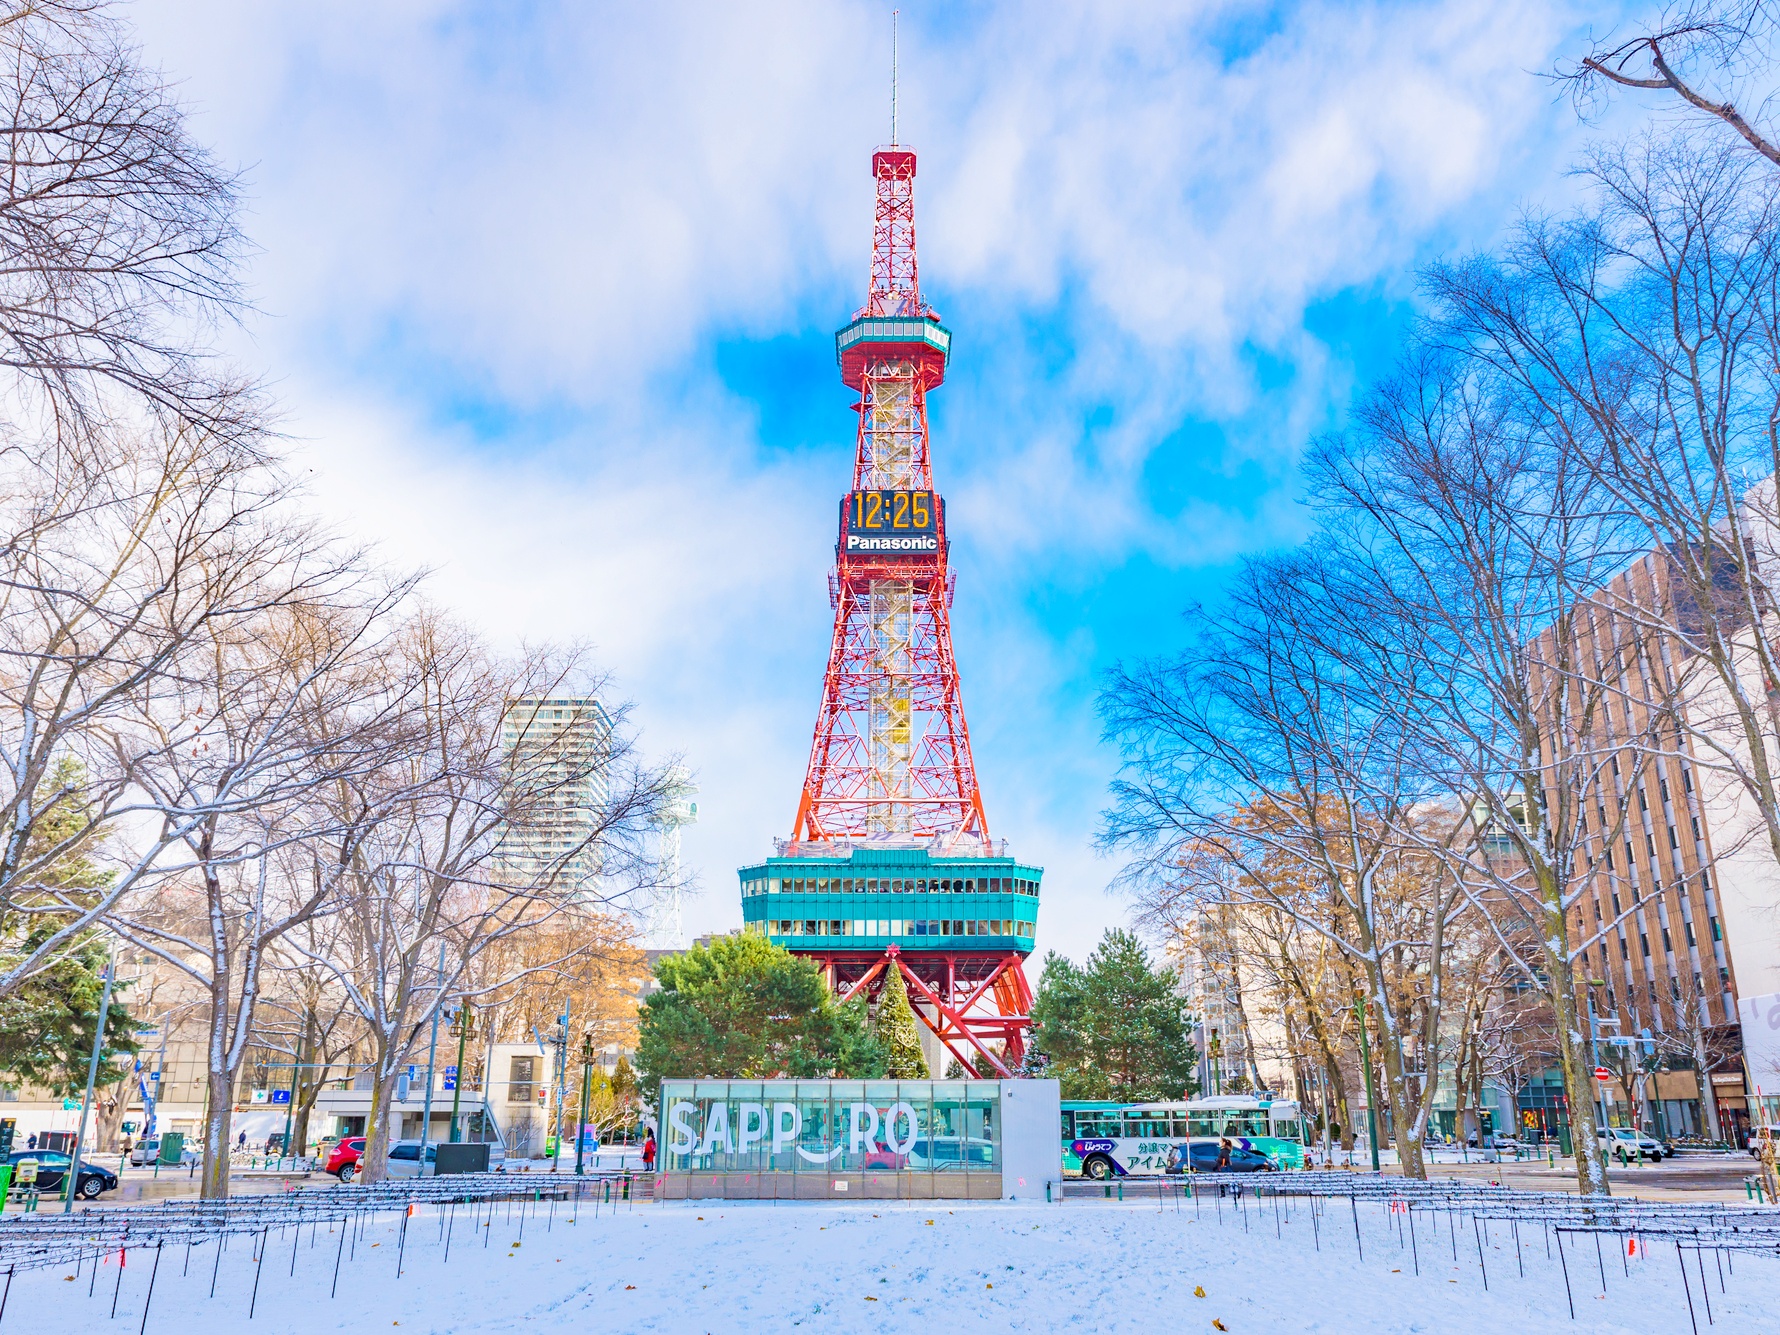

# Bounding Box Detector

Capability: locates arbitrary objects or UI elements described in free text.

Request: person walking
[641,1131,657,1173]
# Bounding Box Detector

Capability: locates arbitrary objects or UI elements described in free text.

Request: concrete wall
[998,1079,1061,1201]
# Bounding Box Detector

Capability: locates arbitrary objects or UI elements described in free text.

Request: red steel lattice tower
[739,139,1041,1078]
[792,146,986,845]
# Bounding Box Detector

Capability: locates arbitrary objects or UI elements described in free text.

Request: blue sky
[132,0,1645,958]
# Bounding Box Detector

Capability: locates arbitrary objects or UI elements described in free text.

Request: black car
[1185,1142,1276,1173]
[6,1150,117,1199]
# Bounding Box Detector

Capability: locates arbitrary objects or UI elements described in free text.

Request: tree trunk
[1367,983,1426,1179]
[361,1063,401,1185]
[199,993,236,1199]
[1693,1023,1723,1142]
[1546,919,1610,1195]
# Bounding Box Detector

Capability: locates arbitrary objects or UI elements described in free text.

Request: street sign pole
[418,945,447,1173]
[64,948,117,1213]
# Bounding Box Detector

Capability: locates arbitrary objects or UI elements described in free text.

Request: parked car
[906,1137,996,1172]
[1185,1142,1277,1173]
[1597,1126,1666,1161]
[386,1141,437,1178]
[128,1137,199,1167]
[1748,1125,1780,1158]
[326,1136,366,1182]
[5,1150,117,1199]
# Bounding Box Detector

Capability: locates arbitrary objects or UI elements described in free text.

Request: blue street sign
[270,1088,291,1105]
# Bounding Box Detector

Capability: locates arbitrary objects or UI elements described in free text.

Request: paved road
[1058,1155,1765,1205]
[1429,1154,1762,1202]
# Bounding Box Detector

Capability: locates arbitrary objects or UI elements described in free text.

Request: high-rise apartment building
[498,696,611,891]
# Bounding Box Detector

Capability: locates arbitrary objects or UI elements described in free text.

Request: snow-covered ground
[8,1191,1780,1332]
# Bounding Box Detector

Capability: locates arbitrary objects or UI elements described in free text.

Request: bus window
[1189,1116,1218,1138]
[1271,1118,1302,1141]
[1170,1119,1192,1138]
[1124,1117,1162,1139]
[1060,1112,1075,1139]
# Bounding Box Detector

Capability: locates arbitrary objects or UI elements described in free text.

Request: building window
[508,1057,535,1105]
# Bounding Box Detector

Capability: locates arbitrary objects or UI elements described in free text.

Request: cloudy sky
[131,0,1644,959]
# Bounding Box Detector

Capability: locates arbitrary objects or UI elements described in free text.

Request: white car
[128,1138,200,1167]
[385,1138,506,1177]
[1597,1126,1665,1161]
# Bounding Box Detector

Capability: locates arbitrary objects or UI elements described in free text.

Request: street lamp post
[1352,993,1382,1174]
[279,1024,305,1160]
[447,1003,475,1144]
[549,1003,571,1172]
[575,1034,596,1176]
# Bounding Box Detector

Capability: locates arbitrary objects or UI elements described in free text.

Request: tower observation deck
[738,143,1042,1077]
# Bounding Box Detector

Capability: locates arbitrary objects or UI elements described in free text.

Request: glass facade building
[657,1078,1059,1200]
[738,847,1039,950]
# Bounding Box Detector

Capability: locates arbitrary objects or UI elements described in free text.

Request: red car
[325,1137,366,1183]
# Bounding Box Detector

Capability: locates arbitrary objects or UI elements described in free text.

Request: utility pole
[1352,993,1381,1174]
[417,944,447,1172]
[65,948,117,1213]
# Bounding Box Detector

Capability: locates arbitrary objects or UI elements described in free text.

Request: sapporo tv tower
[738,97,1042,1077]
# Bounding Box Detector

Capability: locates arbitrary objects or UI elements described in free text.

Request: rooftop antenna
[890,9,899,145]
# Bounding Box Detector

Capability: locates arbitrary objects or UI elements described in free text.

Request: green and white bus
[1062,1096,1309,1178]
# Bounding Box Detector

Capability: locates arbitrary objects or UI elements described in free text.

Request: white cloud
[132,0,1607,958]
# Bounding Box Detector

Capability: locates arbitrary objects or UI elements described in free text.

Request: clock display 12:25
[848,489,937,533]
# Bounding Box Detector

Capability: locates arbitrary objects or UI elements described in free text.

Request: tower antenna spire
[890,10,899,145]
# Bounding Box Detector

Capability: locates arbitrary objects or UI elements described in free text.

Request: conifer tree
[874,963,930,1079]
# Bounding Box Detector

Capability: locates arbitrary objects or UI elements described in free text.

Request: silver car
[385,1141,436,1178]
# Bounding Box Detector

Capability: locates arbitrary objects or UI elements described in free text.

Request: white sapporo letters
[669,1099,923,1163]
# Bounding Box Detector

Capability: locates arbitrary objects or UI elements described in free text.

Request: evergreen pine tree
[874,963,929,1078]
[1029,929,1196,1100]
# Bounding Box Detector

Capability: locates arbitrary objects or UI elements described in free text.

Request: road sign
[270,1089,291,1105]
[443,1065,457,1092]
[1594,1067,1611,1081]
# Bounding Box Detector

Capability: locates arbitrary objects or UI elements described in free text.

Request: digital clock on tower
[841,489,942,556]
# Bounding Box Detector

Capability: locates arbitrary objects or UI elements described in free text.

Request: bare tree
[1102,549,1470,1179]
[104,581,418,1198]
[0,0,256,430]
[302,618,677,1184]
[259,930,366,1156]
[1308,345,1666,1195]
[0,417,310,996]
[1565,3,1780,166]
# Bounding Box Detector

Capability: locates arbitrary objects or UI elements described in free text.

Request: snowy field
[6,1190,1780,1333]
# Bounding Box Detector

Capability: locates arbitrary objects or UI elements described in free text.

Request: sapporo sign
[666,1097,924,1164]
